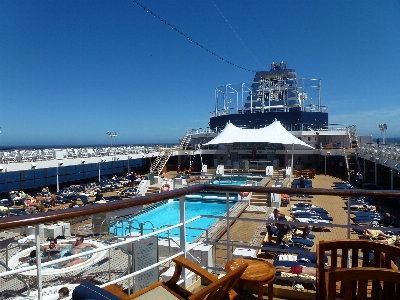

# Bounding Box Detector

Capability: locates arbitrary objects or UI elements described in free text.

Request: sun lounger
[289,238,314,248]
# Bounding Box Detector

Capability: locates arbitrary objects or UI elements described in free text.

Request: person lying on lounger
[275,266,316,277]
[363,229,393,239]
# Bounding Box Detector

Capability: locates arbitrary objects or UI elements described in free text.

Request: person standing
[266,208,279,243]
[357,171,363,188]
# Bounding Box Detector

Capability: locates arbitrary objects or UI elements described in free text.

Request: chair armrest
[167,256,218,286]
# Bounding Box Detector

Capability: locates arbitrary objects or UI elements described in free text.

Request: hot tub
[8,239,106,276]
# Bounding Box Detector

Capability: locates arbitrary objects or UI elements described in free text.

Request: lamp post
[379,124,387,145]
[325,151,330,176]
[106,132,117,147]
[290,143,294,180]
[128,156,132,174]
[56,161,63,192]
[99,158,105,182]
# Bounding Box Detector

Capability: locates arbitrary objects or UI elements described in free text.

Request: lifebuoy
[160,183,170,192]
[239,191,250,197]
[281,194,290,204]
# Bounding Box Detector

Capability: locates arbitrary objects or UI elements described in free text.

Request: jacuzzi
[8,239,106,276]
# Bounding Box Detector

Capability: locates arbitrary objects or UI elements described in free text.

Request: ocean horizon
[1,138,400,151]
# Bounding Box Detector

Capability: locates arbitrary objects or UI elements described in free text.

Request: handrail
[0,260,31,299]
[1,184,400,230]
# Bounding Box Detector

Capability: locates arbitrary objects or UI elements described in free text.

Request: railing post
[35,225,43,300]
[179,195,188,287]
[226,192,231,262]
[347,196,351,239]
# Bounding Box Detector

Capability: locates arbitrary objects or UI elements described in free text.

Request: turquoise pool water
[211,176,261,186]
[111,193,238,242]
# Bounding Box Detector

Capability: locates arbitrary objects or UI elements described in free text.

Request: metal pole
[179,195,187,286]
[226,191,231,262]
[324,155,327,176]
[56,165,59,192]
[391,168,394,190]
[98,162,101,182]
[290,143,294,180]
[35,225,42,300]
[375,159,378,185]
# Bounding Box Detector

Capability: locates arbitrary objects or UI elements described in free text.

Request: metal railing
[1,184,400,299]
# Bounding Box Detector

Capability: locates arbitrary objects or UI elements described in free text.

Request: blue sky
[1,0,399,146]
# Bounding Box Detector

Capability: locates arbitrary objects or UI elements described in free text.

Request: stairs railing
[150,149,173,175]
[179,132,192,150]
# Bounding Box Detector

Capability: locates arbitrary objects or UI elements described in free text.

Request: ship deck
[1,171,397,299]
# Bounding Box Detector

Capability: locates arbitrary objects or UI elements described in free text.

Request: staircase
[349,125,359,149]
[146,186,162,196]
[180,132,192,150]
[346,152,359,172]
[150,149,173,175]
[249,169,285,207]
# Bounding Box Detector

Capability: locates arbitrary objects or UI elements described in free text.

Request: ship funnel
[270,62,276,70]
[280,61,286,70]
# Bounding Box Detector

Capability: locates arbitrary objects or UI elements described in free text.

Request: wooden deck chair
[327,267,400,300]
[104,255,248,300]
[317,239,400,300]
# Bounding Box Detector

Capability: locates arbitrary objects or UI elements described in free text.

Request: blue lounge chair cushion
[273,260,316,268]
[290,238,314,247]
[72,282,121,300]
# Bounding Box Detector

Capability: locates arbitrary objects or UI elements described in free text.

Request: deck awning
[204,120,314,149]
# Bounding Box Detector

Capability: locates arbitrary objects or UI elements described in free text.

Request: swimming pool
[111,193,238,242]
[211,176,261,186]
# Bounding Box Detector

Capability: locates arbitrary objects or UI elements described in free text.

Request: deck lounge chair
[327,268,400,300]
[73,256,247,300]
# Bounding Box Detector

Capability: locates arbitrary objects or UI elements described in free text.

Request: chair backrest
[189,261,248,300]
[317,239,400,300]
[327,267,400,300]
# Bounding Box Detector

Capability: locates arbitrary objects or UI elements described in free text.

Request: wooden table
[225,258,276,300]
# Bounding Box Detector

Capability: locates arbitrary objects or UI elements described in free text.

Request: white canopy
[204,120,314,149]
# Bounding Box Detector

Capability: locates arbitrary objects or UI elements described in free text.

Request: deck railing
[1,184,400,299]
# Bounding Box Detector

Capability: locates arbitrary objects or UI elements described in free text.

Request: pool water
[42,245,94,269]
[211,176,261,186]
[111,194,238,242]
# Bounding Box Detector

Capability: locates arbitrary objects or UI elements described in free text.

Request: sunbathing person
[58,287,70,299]
[63,256,88,267]
[275,265,316,277]
[363,229,393,239]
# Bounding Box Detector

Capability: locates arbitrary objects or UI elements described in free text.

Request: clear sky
[1,0,399,146]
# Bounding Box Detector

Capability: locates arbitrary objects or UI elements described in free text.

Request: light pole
[290,143,294,180]
[325,151,330,176]
[99,158,105,182]
[128,156,132,174]
[379,124,387,145]
[106,132,117,147]
[56,161,63,192]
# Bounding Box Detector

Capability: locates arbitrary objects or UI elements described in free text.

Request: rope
[132,0,256,73]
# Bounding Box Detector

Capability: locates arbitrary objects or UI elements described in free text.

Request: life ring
[281,194,290,203]
[239,191,250,197]
[160,183,170,192]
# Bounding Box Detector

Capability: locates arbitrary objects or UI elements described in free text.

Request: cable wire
[132,0,256,72]
[210,0,265,70]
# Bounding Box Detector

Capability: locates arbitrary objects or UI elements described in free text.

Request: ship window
[308,137,311,141]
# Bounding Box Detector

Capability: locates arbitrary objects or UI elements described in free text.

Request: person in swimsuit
[43,239,64,260]
[275,265,317,276]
